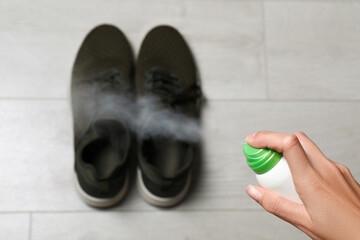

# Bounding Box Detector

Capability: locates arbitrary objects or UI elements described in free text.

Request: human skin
[245,131,360,240]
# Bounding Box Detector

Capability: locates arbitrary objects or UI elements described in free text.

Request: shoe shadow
[186,98,207,207]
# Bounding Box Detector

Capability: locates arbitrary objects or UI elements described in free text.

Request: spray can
[243,143,302,203]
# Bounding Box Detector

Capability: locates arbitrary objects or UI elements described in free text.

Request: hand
[245,131,360,240]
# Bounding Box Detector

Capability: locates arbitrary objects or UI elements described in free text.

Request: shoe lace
[145,67,201,105]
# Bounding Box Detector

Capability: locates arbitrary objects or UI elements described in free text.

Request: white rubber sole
[137,168,191,207]
[74,172,129,208]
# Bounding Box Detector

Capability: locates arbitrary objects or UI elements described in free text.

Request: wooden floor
[1,0,360,239]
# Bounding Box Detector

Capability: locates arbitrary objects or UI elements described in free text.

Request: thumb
[246,185,310,227]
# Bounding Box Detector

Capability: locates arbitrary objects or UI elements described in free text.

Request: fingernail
[247,185,263,202]
[245,132,257,142]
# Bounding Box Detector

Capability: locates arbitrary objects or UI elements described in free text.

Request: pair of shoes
[71,24,202,208]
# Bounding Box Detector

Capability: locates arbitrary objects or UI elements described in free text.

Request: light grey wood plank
[0,0,264,100]
[31,211,307,240]
[0,100,359,212]
[181,0,265,100]
[265,1,360,100]
[0,214,29,240]
[0,100,82,211]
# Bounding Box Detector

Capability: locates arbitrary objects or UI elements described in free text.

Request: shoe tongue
[140,108,200,143]
[92,119,128,141]
[140,111,195,178]
[151,136,190,179]
[141,111,176,139]
[153,136,182,158]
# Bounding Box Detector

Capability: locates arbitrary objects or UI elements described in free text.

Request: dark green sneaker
[71,24,135,208]
[136,26,202,207]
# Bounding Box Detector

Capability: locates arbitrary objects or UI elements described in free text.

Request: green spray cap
[243,143,283,174]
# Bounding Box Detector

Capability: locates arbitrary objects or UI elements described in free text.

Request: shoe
[136,25,202,207]
[71,24,135,208]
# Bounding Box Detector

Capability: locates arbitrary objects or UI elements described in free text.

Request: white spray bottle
[243,143,302,203]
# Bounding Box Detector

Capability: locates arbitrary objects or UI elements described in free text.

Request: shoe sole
[74,171,129,208]
[137,168,191,207]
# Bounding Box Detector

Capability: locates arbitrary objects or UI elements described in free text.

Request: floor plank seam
[0,98,359,103]
[261,0,270,100]
[0,97,67,101]
[266,0,360,2]
[0,208,266,215]
[28,213,32,240]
